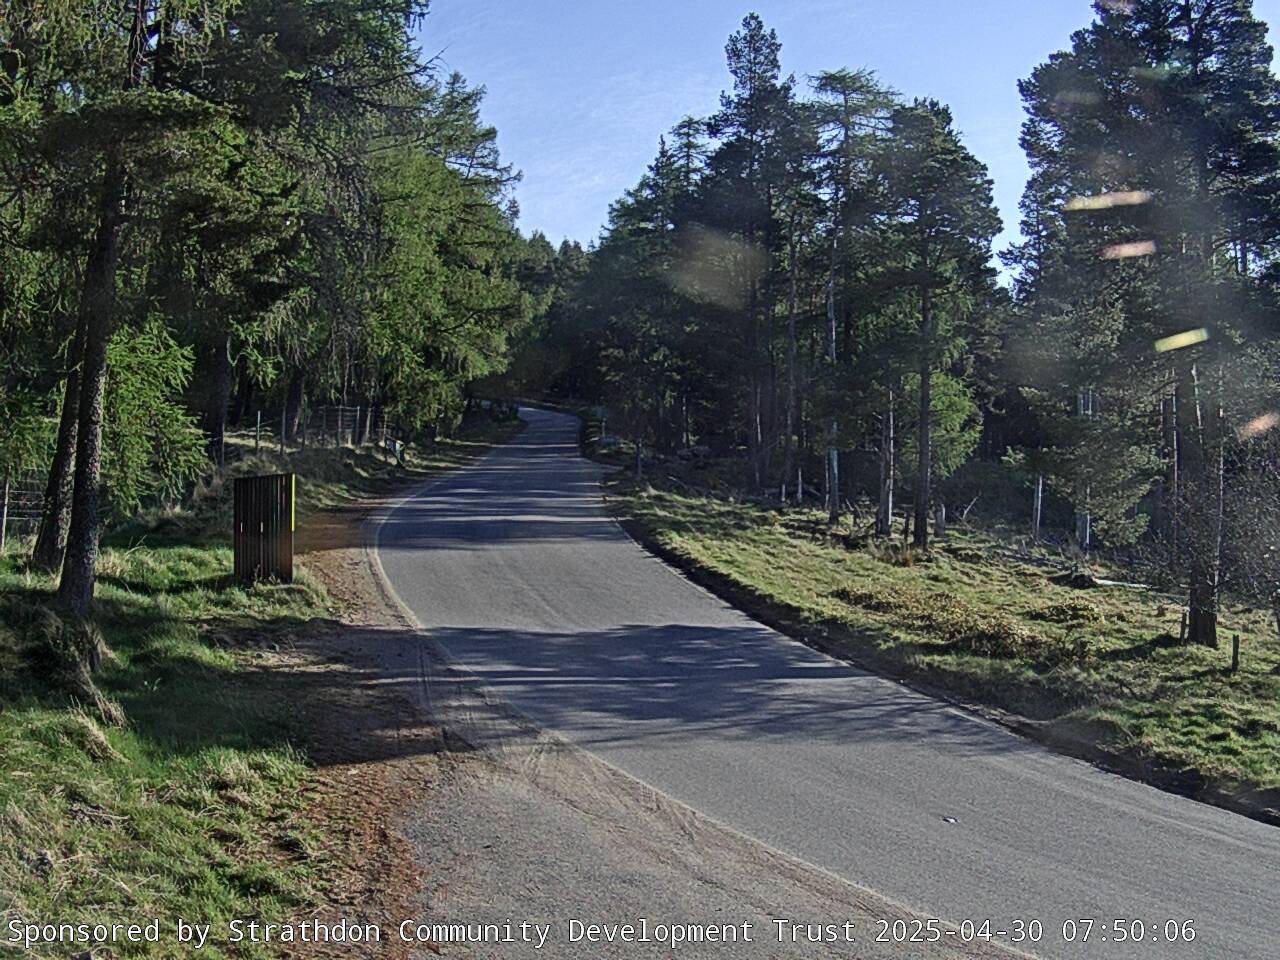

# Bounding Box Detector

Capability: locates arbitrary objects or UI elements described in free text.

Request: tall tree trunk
[825,239,839,524]
[747,375,763,490]
[1177,362,1219,648]
[1167,378,1182,576]
[57,157,128,616]
[1031,473,1043,543]
[1162,384,1181,571]
[285,368,305,440]
[199,331,233,466]
[228,358,254,428]
[781,227,799,487]
[32,320,87,570]
[913,287,933,549]
[876,391,895,536]
[1,473,9,553]
[1074,388,1095,551]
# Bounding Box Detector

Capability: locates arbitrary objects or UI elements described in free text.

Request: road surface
[377,407,1280,960]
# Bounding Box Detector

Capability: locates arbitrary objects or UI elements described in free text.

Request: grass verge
[609,471,1280,825]
[0,413,523,957]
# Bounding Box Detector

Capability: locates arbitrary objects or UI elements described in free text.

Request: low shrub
[1028,598,1104,625]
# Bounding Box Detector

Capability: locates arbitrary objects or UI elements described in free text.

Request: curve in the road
[376,407,1280,960]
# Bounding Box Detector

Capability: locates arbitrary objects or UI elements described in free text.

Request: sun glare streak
[1102,240,1156,260]
[1065,191,1152,211]
[1154,328,1210,353]
[1238,412,1280,440]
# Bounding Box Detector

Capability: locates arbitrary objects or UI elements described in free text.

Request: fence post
[256,410,261,453]
[355,405,362,446]
[280,408,285,456]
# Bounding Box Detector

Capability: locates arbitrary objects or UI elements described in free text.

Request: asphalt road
[377,407,1280,960]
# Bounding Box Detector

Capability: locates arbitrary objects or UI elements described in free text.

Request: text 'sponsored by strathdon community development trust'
[6,916,873,951]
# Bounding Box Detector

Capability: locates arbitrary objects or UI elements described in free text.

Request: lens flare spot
[1154,328,1209,353]
[1102,240,1156,260]
[1065,191,1152,212]
[1238,412,1280,440]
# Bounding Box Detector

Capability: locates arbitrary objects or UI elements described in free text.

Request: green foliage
[102,323,206,517]
[898,371,981,482]
[1,0,535,603]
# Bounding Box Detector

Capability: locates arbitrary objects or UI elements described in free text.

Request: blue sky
[419,1,1280,257]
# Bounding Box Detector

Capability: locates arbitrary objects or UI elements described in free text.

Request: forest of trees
[505,2,1280,648]
[0,1,540,613]
[4,0,1280,652]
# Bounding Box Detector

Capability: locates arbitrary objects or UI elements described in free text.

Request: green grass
[0,547,330,959]
[0,412,524,957]
[612,475,1280,807]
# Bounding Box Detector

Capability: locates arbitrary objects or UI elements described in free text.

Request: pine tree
[701,13,797,489]
[1011,0,1280,644]
[875,101,1000,549]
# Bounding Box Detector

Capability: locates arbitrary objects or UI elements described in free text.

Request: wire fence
[0,470,45,552]
[3,404,404,550]
[222,404,398,461]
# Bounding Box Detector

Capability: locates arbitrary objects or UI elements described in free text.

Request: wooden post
[0,473,9,554]
[279,408,285,456]
[1032,474,1043,543]
[255,410,261,452]
[1231,634,1240,673]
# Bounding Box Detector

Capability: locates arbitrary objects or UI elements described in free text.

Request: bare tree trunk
[32,320,86,570]
[228,359,254,428]
[913,287,933,550]
[876,391,895,537]
[1178,362,1219,648]
[825,240,839,525]
[0,473,9,553]
[198,331,233,465]
[57,156,128,616]
[1074,388,1095,551]
[747,376,763,490]
[1032,474,1043,543]
[1167,383,1182,572]
[781,226,799,486]
[285,368,306,441]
